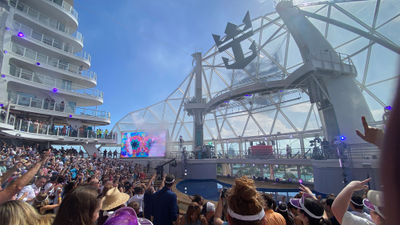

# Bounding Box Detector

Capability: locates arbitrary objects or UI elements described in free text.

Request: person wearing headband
[332,178,384,225]
[289,194,326,225]
[214,176,266,225]
[152,174,178,225]
[276,202,295,225]
[349,195,372,222]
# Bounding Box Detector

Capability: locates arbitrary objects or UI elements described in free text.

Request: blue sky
[74,0,275,129]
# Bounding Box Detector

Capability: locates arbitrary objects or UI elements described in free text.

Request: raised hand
[355,116,384,148]
[299,184,313,195]
[299,184,317,200]
[347,178,371,191]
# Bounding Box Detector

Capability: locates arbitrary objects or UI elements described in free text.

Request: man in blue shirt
[70,167,78,180]
[152,174,178,225]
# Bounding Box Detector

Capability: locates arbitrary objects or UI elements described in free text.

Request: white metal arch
[113,0,399,154]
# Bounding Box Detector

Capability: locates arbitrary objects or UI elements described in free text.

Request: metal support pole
[238,138,243,159]
[5,104,10,124]
[192,52,204,150]
[297,165,301,180]
[270,164,274,180]
[299,135,305,157]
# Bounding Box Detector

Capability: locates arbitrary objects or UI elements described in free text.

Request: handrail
[167,143,380,161]
[42,0,78,21]
[13,21,91,63]
[210,72,286,101]
[10,42,97,81]
[210,50,355,100]
[76,107,111,120]
[9,0,83,44]
[8,92,110,120]
[9,117,116,140]
[9,64,102,98]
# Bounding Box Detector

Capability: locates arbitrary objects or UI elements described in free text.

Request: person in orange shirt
[262,193,286,225]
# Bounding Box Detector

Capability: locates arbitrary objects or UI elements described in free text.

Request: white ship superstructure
[0,0,114,148]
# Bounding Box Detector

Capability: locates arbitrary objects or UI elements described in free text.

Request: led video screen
[120,131,167,158]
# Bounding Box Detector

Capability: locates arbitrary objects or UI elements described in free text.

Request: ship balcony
[38,0,78,27]
[8,42,96,87]
[10,0,83,49]
[7,66,103,106]
[7,93,110,125]
[1,114,115,143]
[13,21,90,68]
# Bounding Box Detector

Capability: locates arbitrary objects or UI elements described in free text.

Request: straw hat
[102,187,130,211]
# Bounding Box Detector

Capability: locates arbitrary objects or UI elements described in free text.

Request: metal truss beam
[300,9,400,54]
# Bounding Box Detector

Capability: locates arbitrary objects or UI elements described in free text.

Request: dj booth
[249,145,274,158]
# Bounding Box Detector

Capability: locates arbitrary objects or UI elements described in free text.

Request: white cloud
[287,102,311,113]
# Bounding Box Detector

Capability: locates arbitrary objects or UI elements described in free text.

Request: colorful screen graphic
[120,131,167,158]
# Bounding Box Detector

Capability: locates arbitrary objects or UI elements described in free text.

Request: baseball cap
[206,202,215,212]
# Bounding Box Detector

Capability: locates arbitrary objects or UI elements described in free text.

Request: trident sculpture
[212,11,257,69]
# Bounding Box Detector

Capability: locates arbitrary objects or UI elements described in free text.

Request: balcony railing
[9,0,83,44]
[8,117,115,140]
[76,107,111,120]
[13,21,91,63]
[11,42,97,81]
[8,92,110,120]
[42,0,79,21]
[9,64,103,98]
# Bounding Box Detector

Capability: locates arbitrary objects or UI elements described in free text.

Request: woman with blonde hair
[0,200,55,225]
[53,185,103,225]
[215,176,266,225]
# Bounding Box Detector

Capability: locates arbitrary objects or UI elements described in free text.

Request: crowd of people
[102,149,120,159]
[182,176,383,225]
[0,142,158,225]
[0,117,386,225]
[0,82,397,225]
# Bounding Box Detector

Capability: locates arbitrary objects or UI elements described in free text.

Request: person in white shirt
[128,186,144,217]
[332,178,384,225]
[16,176,47,202]
[341,211,375,225]
[349,195,373,222]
